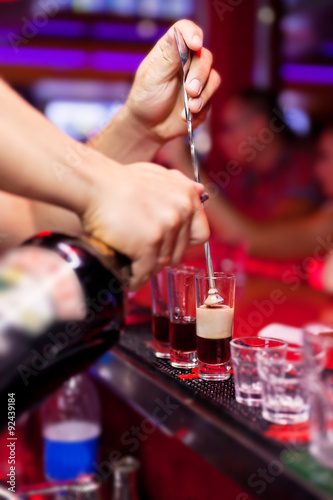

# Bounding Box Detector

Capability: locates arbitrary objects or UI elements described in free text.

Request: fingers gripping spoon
[174,27,223,307]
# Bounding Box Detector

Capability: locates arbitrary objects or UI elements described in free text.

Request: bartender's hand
[126,19,221,141]
[81,161,209,290]
[91,20,221,164]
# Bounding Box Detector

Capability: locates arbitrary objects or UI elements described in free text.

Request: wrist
[90,104,164,164]
[120,103,165,148]
[66,147,121,217]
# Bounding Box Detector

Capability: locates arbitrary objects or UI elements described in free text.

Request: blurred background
[1,0,333,141]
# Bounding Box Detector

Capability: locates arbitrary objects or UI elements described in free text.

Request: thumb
[148,20,204,81]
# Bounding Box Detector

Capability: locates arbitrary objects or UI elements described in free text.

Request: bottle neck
[113,470,139,500]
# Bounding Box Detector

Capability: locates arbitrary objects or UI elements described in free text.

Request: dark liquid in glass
[197,336,231,364]
[170,319,197,352]
[152,314,170,343]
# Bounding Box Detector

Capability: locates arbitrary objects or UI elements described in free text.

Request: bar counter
[92,275,333,500]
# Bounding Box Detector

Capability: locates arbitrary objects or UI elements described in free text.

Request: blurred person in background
[200,121,333,262]
[212,89,321,221]
[161,89,321,223]
[161,120,333,291]
[156,88,322,277]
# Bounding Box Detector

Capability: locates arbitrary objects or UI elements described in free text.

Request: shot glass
[151,269,170,359]
[230,337,287,406]
[258,345,309,425]
[167,266,202,369]
[195,273,235,381]
[304,328,333,468]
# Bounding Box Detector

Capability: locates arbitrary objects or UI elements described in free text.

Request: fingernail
[181,108,186,120]
[200,193,209,203]
[189,79,201,95]
[192,35,202,47]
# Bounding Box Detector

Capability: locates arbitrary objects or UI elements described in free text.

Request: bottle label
[0,246,86,334]
[43,421,100,481]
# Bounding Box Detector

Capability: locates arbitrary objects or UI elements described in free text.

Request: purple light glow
[92,22,164,42]
[92,51,145,72]
[280,63,333,85]
[0,20,164,44]
[0,29,13,42]
[320,42,333,58]
[0,47,85,69]
[37,20,86,38]
[0,46,146,72]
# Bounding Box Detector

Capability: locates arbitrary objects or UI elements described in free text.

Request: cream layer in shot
[196,304,234,339]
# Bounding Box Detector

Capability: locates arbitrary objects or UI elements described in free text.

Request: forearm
[247,213,332,260]
[89,105,163,164]
[164,144,325,259]
[205,195,255,245]
[0,192,35,250]
[0,191,82,251]
[207,194,328,260]
[0,80,110,216]
[30,201,83,236]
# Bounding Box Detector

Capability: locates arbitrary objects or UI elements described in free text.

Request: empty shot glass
[195,273,235,381]
[258,345,309,425]
[167,266,202,369]
[151,269,170,359]
[304,328,333,468]
[230,337,287,406]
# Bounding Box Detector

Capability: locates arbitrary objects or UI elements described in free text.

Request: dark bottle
[112,457,140,500]
[0,232,129,431]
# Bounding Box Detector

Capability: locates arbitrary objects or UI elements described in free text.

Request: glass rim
[303,323,333,335]
[167,265,205,276]
[304,328,333,346]
[195,272,236,280]
[230,336,288,350]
